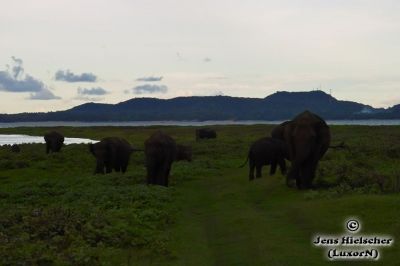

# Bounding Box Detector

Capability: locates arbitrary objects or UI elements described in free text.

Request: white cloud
[132,84,168,94]
[0,57,60,100]
[55,69,97,82]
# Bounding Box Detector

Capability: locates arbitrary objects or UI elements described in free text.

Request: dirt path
[166,168,326,266]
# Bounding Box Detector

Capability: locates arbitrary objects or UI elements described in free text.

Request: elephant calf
[242,137,287,181]
[145,131,192,187]
[89,137,134,174]
[44,131,64,154]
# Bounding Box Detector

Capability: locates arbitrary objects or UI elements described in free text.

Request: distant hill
[0,91,398,122]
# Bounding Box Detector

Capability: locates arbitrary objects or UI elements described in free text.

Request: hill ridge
[0,91,398,122]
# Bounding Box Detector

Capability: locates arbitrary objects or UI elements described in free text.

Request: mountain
[0,91,397,122]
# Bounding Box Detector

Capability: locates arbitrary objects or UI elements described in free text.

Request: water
[0,134,97,146]
[0,119,398,146]
[0,120,399,128]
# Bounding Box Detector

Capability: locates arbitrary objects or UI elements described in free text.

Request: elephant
[271,120,290,143]
[271,111,330,189]
[11,144,20,153]
[44,131,64,154]
[176,144,193,162]
[89,137,134,174]
[145,131,192,187]
[241,137,287,181]
[196,128,217,140]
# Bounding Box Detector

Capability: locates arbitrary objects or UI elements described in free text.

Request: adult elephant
[44,131,64,154]
[271,111,330,189]
[89,137,134,174]
[145,131,192,187]
[196,128,217,141]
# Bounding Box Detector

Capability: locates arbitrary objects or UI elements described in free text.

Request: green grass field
[0,125,399,265]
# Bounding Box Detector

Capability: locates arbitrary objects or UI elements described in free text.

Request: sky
[0,0,399,113]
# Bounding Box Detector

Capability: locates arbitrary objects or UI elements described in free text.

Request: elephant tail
[238,155,249,168]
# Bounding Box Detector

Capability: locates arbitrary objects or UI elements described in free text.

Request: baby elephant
[241,137,287,181]
[89,137,134,174]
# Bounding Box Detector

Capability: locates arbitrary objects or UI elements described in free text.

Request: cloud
[55,69,97,82]
[0,72,43,92]
[10,56,24,79]
[204,57,212,62]
[29,89,61,100]
[0,57,60,100]
[77,87,108,95]
[132,84,168,94]
[136,76,163,82]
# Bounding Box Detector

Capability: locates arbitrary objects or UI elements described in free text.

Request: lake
[0,134,97,146]
[0,120,399,128]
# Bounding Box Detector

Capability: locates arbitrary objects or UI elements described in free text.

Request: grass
[0,125,399,265]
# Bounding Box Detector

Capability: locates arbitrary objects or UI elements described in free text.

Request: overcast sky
[0,0,399,113]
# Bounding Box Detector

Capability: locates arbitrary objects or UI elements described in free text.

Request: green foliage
[0,125,399,265]
[0,136,175,265]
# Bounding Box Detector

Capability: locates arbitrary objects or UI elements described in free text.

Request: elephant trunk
[292,141,313,164]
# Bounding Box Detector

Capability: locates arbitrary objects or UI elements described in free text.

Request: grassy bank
[0,125,399,265]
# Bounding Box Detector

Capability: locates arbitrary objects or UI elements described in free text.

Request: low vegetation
[0,125,399,265]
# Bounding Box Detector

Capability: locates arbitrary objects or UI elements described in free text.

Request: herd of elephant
[243,110,332,189]
[41,128,215,187]
[17,110,331,189]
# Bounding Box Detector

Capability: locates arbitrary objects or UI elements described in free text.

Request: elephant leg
[46,143,50,154]
[114,162,121,172]
[95,160,105,174]
[153,162,164,186]
[105,162,112,173]
[146,167,153,184]
[287,163,300,188]
[278,158,287,175]
[297,166,310,190]
[296,177,303,189]
[164,164,171,187]
[121,156,130,173]
[249,160,255,181]
[270,160,277,175]
[160,162,172,187]
[303,160,318,189]
[121,162,128,173]
[256,165,262,178]
[296,167,305,189]
[146,160,157,185]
